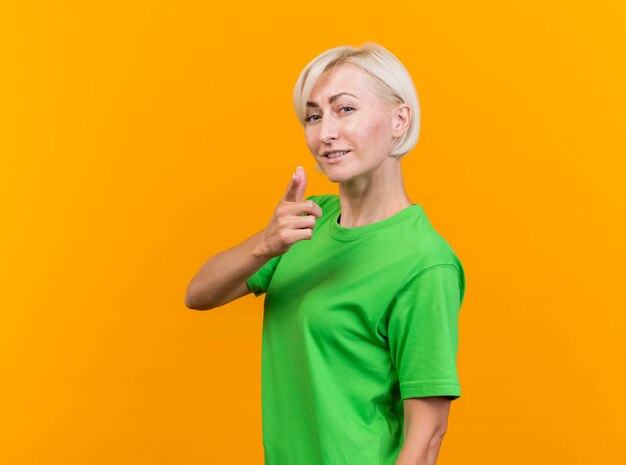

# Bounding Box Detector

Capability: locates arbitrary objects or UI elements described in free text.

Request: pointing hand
[260,166,323,258]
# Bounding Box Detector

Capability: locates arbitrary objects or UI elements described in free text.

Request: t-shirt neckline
[328,199,424,241]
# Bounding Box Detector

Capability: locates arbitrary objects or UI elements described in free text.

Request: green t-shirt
[246,194,465,465]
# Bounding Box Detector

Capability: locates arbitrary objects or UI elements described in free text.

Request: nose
[319,114,339,144]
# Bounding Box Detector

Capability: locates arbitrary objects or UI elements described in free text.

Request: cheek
[304,128,314,145]
[349,115,389,144]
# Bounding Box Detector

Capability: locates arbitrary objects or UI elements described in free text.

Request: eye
[304,106,354,124]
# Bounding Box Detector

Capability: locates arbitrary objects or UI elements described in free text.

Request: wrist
[250,230,273,261]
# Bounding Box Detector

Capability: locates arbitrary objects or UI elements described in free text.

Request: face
[303,63,409,184]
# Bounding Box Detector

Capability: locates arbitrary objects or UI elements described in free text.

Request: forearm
[394,431,445,465]
[185,229,272,309]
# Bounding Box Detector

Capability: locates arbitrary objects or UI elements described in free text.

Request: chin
[319,163,357,184]
[325,173,353,184]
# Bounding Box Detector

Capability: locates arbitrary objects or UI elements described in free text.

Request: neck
[337,157,413,227]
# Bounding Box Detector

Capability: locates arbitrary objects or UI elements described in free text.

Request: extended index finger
[282,168,300,202]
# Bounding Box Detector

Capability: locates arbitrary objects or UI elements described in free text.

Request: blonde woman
[186,43,466,465]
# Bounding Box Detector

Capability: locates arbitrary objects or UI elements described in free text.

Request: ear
[391,104,411,138]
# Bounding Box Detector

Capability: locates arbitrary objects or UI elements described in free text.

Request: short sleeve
[246,254,282,297]
[386,264,464,400]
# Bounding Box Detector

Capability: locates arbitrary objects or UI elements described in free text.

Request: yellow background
[2,1,625,463]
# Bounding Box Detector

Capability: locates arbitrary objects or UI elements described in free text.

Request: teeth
[327,151,348,158]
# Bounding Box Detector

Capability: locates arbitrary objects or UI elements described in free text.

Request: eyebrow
[305,92,358,108]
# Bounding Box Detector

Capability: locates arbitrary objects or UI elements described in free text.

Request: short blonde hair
[293,42,421,158]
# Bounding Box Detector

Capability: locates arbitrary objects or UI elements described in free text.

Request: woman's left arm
[394,396,452,465]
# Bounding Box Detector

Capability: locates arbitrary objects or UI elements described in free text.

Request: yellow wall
[1,1,625,463]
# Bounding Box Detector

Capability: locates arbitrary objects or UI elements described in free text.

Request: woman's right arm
[185,166,322,310]
[185,229,274,310]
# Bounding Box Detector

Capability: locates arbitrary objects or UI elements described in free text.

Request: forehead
[308,63,377,102]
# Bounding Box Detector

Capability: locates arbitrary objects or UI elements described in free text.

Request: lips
[323,150,350,163]
[323,150,351,158]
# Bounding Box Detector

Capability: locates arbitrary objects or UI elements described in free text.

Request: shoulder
[402,207,465,283]
[415,212,466,302]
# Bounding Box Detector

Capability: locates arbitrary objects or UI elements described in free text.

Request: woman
[186,42,466,465]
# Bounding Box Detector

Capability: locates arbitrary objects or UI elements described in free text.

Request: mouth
[323,150,351,162]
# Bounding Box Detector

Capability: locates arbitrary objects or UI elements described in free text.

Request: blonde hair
[293,42,421,159]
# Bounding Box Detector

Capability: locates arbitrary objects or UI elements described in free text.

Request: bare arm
[394,396,452,465]
[185,166,322,310]
[185,230,272,310]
